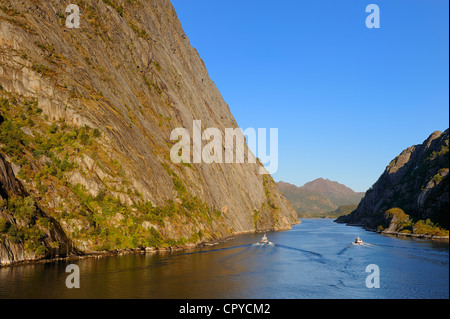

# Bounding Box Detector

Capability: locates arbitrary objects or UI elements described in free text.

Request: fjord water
[0,219,448,299]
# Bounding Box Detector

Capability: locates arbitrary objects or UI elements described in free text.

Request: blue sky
[171,0,449,192]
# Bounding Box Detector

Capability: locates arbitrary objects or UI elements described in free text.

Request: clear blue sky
[171,0,449,192]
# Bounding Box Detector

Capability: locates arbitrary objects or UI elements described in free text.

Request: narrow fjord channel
[1,219,448,299]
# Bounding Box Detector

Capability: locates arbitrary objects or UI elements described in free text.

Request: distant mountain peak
[277,179,365,218]
[301,178,360,195]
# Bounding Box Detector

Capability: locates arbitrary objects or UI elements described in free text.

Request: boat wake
[275,244,322,257]
[351,242,374,246]
[253,242,274,246]
[337,241,374,255]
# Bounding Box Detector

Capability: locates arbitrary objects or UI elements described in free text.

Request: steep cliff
[1,152,76,265]
[336,129,449,235]
[0,0,298,265]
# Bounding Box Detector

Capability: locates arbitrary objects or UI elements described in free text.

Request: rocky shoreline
[0,239,225,268]
[0,224,297,268]
[343,222,449,241]
[378,230,449,241]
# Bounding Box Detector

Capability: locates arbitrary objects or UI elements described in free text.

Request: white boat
[259,234,269,245]
[354,236,363,244]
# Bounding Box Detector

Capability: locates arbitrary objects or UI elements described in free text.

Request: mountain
[277,179,364,218]
[324,204,359,219]
[0,0,298,266]
[336,129,449,237]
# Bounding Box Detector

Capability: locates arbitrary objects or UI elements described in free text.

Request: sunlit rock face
[0,0,298,265]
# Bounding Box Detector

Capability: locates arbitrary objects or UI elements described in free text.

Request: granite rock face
[1,152,75,265]
[336,129,449,230]
[0,0,298,265]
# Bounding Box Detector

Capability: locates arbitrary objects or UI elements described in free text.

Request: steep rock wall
[0,0,298,264]
[336,129,449,230]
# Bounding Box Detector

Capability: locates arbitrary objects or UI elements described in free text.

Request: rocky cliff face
[0,0,298,265]
[336,129,449,232]
[1,152,75,265]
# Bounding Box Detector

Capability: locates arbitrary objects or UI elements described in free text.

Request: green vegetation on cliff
[0,92,225,255]
[0,196,48,256]
[377,208,448,237]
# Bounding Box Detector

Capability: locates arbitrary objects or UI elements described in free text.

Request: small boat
[259,234,269,245]
[354,236,363,244]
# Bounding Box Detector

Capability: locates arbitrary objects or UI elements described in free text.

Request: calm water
[0,219,448,299]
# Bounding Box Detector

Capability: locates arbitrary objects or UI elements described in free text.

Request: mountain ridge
[277,178,364,217]
[335,129,449,237]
